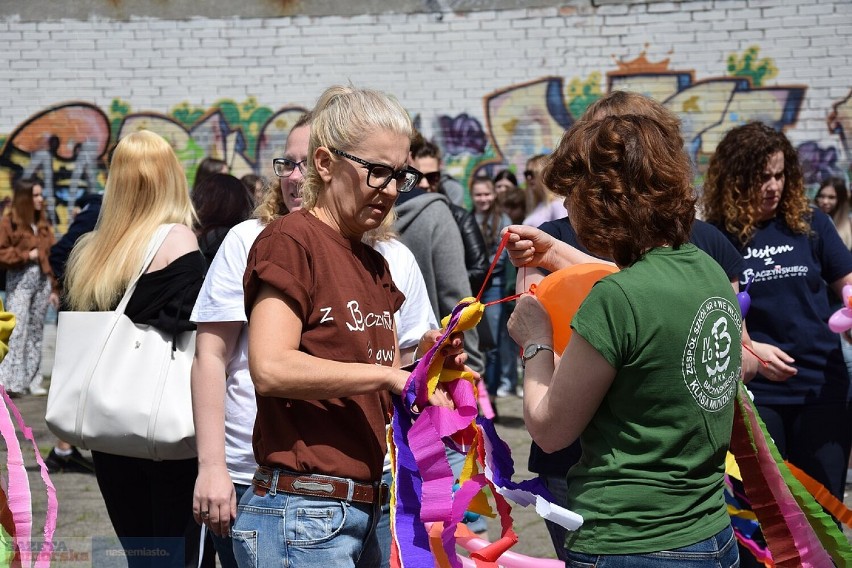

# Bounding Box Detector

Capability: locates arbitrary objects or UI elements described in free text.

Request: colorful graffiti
[0,46,848,234]
[481,47,820,179]
[0,99,309,229]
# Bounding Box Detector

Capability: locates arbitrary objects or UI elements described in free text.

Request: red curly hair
[700,122,810,246]
[543,114,696,267]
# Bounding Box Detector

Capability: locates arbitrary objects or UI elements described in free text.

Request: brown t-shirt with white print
[244,209,405,482]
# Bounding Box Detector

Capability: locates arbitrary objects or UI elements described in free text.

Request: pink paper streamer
[0,387,58,567]
[740,393,832,566]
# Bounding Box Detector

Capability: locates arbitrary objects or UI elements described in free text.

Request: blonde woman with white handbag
[62,130,210,568]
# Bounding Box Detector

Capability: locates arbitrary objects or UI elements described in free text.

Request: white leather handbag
[46,224,197,461]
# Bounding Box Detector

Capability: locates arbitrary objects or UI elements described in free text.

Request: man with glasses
[394,146,484,376]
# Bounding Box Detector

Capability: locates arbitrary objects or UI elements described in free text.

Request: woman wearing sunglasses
[233,85,460,567]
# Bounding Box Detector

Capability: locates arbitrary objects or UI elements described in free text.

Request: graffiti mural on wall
[0,98,308,230]
[0,46,848,233]
[481,47,827,181]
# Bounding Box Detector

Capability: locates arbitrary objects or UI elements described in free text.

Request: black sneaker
[45,447,95,474]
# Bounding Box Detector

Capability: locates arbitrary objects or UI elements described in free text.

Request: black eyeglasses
[329,148,422,193]
[524,170,536,180]
[272,158,307,178]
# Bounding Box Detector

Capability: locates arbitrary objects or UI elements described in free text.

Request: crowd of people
[0,85,849,567]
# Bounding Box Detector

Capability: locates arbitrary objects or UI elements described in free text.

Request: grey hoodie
[395,192,484,373]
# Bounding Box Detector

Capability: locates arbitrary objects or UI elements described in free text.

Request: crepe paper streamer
[390,305,582,566]
[732,526,774,568]
[0,387,32,565]
[427,522,564,568]
[1,388,58,567]
[828,283,852,333]
[454,522,570,568]
[764,444,852,563]
[724,474,769,564]
[0,484,15,567]
[0,387,57,568]
[389,230,585,567]
[529,263,618,354]
[730,387,834,567]
[477,417,582,532]
[784,461,852,529]
[737,388,852,565]
[476,378,495,420]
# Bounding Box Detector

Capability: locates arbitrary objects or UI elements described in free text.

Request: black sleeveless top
[123,251,205,336]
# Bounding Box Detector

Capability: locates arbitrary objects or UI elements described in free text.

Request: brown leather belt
[252,467,388,506]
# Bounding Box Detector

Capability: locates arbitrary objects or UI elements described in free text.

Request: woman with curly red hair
[508,114,741,566]
[701,122,852,506]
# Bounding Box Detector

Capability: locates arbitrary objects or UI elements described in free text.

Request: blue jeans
[481,283,502,395]
[208,482,249,568]
[842,336,852,380]
[564,525,739,567]
[376,471,393,568]
[231,471,382,568]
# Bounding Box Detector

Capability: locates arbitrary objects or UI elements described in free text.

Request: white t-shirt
[372,238,438,350]
[191,221,437,485]
[191,218,264,486]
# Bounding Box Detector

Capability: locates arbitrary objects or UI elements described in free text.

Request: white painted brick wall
[0,0,849,178]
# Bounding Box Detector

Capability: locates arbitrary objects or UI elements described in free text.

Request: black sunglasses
[272,158,307,178]
[329,148,422,193]
[422,171,442,187]
[524,169,536,180]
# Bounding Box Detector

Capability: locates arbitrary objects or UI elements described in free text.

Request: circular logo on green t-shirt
[682,296,741,412]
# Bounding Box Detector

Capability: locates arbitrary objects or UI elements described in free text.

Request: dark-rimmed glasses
[272,158,307,178]
[329,148,422,193]
[422,171,442,188]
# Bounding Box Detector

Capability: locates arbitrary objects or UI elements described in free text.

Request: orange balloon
[532,263,619,354]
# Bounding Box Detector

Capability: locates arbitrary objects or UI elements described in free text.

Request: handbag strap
[113,224,177,316]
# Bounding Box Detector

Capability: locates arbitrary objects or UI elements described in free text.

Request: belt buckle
[292,477,337,496]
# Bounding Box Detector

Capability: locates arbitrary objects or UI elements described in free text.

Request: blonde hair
[65,130,195,310]
[254,111,314,224]
[301,85,413,210]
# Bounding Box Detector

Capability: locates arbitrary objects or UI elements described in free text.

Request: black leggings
[756,401,852,501]
[92,451,214,568]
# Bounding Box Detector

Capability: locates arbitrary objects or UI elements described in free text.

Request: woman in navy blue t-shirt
[701,122,852,503]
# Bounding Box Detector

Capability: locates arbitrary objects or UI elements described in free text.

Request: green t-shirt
[566,244,741,554]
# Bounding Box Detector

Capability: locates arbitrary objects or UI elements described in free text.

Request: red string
[475,232,512,302]
[741,342,769,367]
[484,293,522,307]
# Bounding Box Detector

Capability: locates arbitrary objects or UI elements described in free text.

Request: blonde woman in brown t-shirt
[236,85,462,568]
